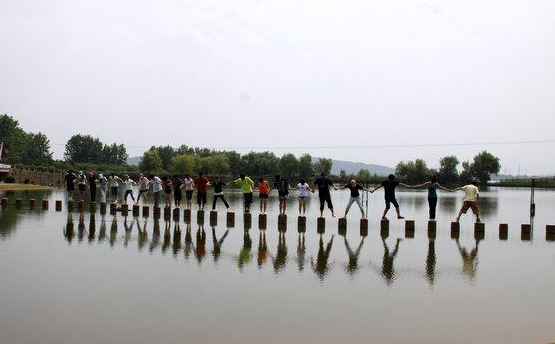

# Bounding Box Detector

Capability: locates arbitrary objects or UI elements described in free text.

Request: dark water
[1,187,554,344]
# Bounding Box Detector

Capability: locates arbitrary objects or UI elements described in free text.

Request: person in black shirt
[173,175,184,208]
[211,176,230,210]
[371,174,412,219]
[88,171,97,202]
[314,172,337,217]
[338,179,370,218]
[64,170,76,200]
[274,175,290,215]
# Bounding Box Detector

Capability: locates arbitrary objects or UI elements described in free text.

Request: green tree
[64,134,103,163]
[470,151,501,184]
[356,168,372,183]
[395,159,429,183]
[0,115,26,164]
[139,150,163,172]
[21,132,53,165]
[339,170,347,180]
[150,145,176,171]
[240,151,279,177]
[171,154,199,175]
[101,143,128,165]
[438,155,459,184]
[199,154,230,175]
[280,153,299,180]
[298,154,314,180]
[313,158,333,176]
[458,161,473,184]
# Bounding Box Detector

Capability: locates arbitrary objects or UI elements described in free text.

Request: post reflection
[425,238,436,287]
[64,214,74,244]
[123,217,134,248]
[257,231,268,268]
[272,232,287,273]
[344,236,364,276]
[150,220,160,253]
[311,235,334,281]
[194,226,206,264]
[162,221,171,253]
[237,229,252,270]
[381,238,402,285]
[109,216,118,247]
[88,214,96,243]
[455,238,480,283]
[98,215,107,243]
[138,219,148,251]
[211,227,229,263]
[172,223,182,257]
[184,224,192,259]
[77,214,86,242]
[297,232,306,271]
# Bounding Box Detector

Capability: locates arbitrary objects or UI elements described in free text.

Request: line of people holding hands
[65,170,481,223]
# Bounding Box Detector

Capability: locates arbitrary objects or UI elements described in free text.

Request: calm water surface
[1,187,554,344]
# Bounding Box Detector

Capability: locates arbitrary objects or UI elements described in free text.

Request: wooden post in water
[297,216,306,233]
[405,220,415,231]
[163,207,171,220]
[121,204,129,217]
[209,211,217,226]
[226,212,235,227]
[29,199,36,209]
[197,210,204,225]
[109,203,117,214]
[338,217,347,234]
[244,213,252,230]
[380,218,389,230]
[546,225,555,241]
[405,226,415,239]
[428,226,437,239]
[184,209,192,223]
[142,205,149,217]
[427,220,436,231]
[77,201,85,213]
[173,208,180,222]
[67,200,74,212]
[360,218,368,232]
[499,223,508,240]
[317,217,325,233]
[278,214,287,232]
[55,200,62,211]
[450,222,460,239]
[15,198,23,209]
[42,199,49,210]
[89,202,97,213]
[153,206,161,219]
[521,224,532,241]
[258,214,267,230]
[100,202,107,214]
[132,204,140,217]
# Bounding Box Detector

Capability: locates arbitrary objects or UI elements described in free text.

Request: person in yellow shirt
[455,181,481,223]
[234,174,255,213]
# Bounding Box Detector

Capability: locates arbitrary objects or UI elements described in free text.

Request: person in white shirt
[108,173,123,204]
[292,179,314,216]
[98,174,108,203]
[149,174,163,207]
[455,181,481,223]
[123,175,137,204]
[136,173,150,205]
[76,171,87,202]
[183,174,194,210]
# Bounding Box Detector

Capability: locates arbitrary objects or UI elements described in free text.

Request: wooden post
[258,214,267,230]
[380,218,389,230]
[41,199,49,210]
[77,201,85,213]
[521,224,531,241]
[427,220,436,231]
[499,223,508,240]
[173,208,180,221]
[15,198,23,209]
[142,205,149,217]
[278,214,287,232]
[317,217,325,233]
[121,204,129,217]
[360,218,368,231]
[297,216,306,233]
[99,202,107,214]
[428,227,437,239]
[338,217,347,235]
[450,222,460,231]
[226,212,235,227]
[184,209,192,223]
[405,220,415,231]
[153,206,161,219]
[132,204,140,217]
[67,200,74,212]
[197,210,204,225]
[210,211,218,226]
[278,214,287,224]
[546,225,555,241]
[405,227,414,239]
[474,230,484,240]
[380,227,389,239]
[244,213,252,230]
[89,202,97,213]
[55,200,62,211]
[163,207,171,219]
[109,203,117,214]
[474,222,485,232]
[29,198,36,209]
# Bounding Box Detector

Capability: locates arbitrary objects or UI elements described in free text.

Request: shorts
[197,192,207,205]
[298,196,307,201]
[460,201,479,214]
[385,196,399,209]
[111,186,118,196]
[279,194,288,201]
[78,184,86,191]
[259,193,269,199]
[164,189,172,195]
[185,190,193,201]
[174,191,182,202]
[244,192,253,205]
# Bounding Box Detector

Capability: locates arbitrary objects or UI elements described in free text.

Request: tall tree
[171,154,199,175]
[470,151,501,184]
[150,145,176,171]
[438,155,459,184]
[64,134,103,163]
[280,153,299,180]
[22,132,52,165]
[395,159,430,183]
[298,154,314,180]
[139,150,163,172]
[313,158,333,176]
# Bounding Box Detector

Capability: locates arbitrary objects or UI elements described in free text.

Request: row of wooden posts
[2,197,555,239]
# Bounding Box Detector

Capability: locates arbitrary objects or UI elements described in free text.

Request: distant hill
[313,158,394,176]
[127,156,394,176]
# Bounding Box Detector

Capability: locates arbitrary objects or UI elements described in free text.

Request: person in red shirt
[258,177,270,214]
[194,172,210,210]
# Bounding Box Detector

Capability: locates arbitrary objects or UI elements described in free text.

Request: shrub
[4,176,15,183]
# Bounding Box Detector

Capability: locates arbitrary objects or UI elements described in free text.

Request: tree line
[1,114,501,184]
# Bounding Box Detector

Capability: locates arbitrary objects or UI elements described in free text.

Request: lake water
[1,187,554,344]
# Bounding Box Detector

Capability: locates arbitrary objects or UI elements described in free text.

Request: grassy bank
[0,183,53,191]
[490,178,555,188]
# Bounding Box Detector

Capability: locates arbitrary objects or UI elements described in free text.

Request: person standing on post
[371,174,411,220]
[258,177,270,214]
[314,172,337,217]
[64,170,76,201]
[76,171,87,202]
[88,171,97,202]
[108,173,123,204]
[184,174,194,210]
[98,174,108,203]
[150,174,163,208]
[173,175,184,209]
[338,179,369,218]
[136,173,150,205]
[293,179,314,216]
[412,176,453,220]
[234,174,255,213]
[194,172,210,211]
[212,176,231,211]
[123,175,137,204]
[454,181,481,223]
[274,175,291,215]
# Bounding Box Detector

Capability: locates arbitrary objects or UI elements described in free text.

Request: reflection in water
[211,227,229,263]
[272,232,287,273]
[162,221,171,253]
[237,229,252,270]
[297,233,306,272]
[479,196,498,217]
[381,238,402,285]
[78,214,86,242]
[425,239,436,287]
[439,196,457,214]
[172,224,182,257]
[344,236,364,276]
[123,217,134,248]
[184,224,192,259]
[150,220,161,253]
[138,220,148,251]
[88,214,96,243]
[257,231,268,268]
[194,226,206,264]
[456,238,480,283]
[98,215,107,243]
[311,235,334,281]
[64,214,74,244]
[109,216,118,247]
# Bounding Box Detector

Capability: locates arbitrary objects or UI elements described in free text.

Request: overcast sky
[1,0,554,175]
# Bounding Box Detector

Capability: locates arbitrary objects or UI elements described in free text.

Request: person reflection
[150,219,161,253]
[88,214,96,243]
[137,219,148,251]
[123,217,134,248]
[172,223,182,257]
[78,214,86,242]
[425,238,436,287]
[211,227,230,263]
[162,220,171,253]
[184,224,193,259]
[344,236,365,276]
[98,214,107,243]
[194,225,206,263]
[238,229,252,270]
[64,214,75,244]
[272,232,288,273]
[381,238,402,285]
[311,235,334,281]
[297,232,306,272]
[109,215,118,247]
[257,231,268,268]
[455,238,480,283]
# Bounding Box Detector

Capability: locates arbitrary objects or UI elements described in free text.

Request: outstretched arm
[370,185,382,193]
[436,183,453,192]
[412,181,430,188]
[399,183,412,188]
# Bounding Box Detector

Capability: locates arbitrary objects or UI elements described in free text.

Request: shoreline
[0,183,53,191]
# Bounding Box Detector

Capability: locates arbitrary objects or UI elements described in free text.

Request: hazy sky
[1,0,554,175]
